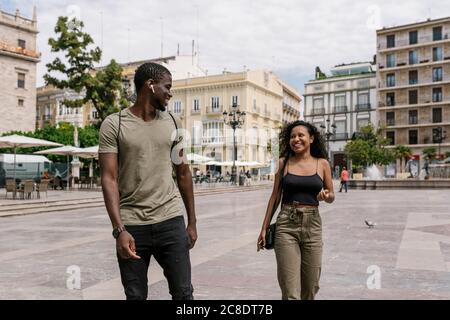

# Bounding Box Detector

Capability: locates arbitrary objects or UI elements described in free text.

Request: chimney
[177,43,180,56]
[192,40,195,65]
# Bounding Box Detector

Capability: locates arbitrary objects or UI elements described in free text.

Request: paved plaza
[1,182,450,300]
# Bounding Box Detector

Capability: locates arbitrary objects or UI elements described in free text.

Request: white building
[303,62,377,170]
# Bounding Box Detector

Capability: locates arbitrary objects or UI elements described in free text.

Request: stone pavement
[0,182,450,299]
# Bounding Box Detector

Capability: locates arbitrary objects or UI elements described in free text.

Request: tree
[422,147,436,161]
[44,16,101,109]
[344,124,395,171]
[394,145,412,173]
[84,59,130,123]
[44,16,129,125]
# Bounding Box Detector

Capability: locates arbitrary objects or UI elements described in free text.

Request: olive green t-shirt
[99,108,185,225]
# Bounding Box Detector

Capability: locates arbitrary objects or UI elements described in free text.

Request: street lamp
[320,119,336,161]
[433,126,447,160]
[223,104,246,185]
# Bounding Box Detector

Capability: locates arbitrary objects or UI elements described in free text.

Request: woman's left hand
[317,189,331,202]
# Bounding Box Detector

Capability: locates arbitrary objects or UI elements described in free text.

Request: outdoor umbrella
[71,145,99,178]
[187,153,214,164]
[34,145,84,190]
[0,134,62,183]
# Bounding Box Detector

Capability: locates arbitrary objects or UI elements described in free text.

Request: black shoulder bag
[264,157,288,250]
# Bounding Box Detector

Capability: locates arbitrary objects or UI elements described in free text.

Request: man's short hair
[134,62,171,94]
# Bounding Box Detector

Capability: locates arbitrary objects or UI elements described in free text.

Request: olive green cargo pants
[274,203,323,300]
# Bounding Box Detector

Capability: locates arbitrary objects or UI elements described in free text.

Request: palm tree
[394,145,412,173]
[422,147,436,162]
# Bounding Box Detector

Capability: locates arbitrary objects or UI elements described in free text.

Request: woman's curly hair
[279,120,328,160]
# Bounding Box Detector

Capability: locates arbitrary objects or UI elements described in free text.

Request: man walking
[99,62,197,300]
[339,166,349,193]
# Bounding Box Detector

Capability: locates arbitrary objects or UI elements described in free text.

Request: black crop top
[281,159,324,206]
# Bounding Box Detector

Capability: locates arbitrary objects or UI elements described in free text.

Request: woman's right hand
[257,229,266,252]
[116,231,141,260]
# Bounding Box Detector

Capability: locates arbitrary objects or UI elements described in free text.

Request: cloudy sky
[2,0,449,95]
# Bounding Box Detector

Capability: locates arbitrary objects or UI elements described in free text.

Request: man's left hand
[186,223,198,249]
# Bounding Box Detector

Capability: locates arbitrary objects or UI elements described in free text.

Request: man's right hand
[116,231,141,260]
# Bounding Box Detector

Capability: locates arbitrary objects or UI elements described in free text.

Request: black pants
[117,216,194,300]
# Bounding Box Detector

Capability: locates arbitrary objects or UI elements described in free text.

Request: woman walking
[257,120,335,300]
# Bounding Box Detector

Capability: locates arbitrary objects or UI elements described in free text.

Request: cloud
[4,0,449,95]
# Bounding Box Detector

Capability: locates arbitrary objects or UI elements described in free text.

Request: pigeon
[365,219,376,228]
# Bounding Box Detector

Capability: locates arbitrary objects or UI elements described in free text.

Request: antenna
[196,5,200,63]
[127,28,130,62]
[100,11,104,64]
[160,17,164,57]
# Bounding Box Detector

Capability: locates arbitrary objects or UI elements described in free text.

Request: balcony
[334,105,348,113]
[191,109,200,115]
[206,105,223,114]
[332,133,349,140]
[43,115,52,121]
[173,110,185,117]
[356,103,371,111]
[378,36,450,52]
[311,107,325,115]
[202,136,224,144]
[386,119,395,126]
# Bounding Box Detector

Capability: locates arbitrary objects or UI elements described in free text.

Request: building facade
[170,70,295,174]
[0,7,40,134]
[304,62,377,171]
[278,79,302,124]
[377,17,450,173]
[37,55,206,129]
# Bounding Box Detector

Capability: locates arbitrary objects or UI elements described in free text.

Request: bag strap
[167,111,179,154]
[268,156,288,223]
[116,109,123,166]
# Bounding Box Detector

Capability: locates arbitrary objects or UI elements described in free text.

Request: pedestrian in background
[339,166,349,193]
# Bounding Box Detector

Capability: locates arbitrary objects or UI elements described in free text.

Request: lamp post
[320,119,336,161]
[223,104,246,185]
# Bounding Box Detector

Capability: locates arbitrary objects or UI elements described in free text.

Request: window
[432,108,442,123]
[193,99,200,112]
[212,97,220,110]
[409,70,418,85]
[202,121,224,143]
[357,92,369,109]
[386,54,396,68]
[386,131,395,145]
[433,26,442,41]
[174,101,182,113]
[232,95,238,107]
[432,88,442,102]
[408,130,418,145]
[17,73,25,88]
[409,51,418,65]
[18,39,26,49]
[386,74,395,87]
[356,118,369,131]
[18,99,24,107]
[409,110,418,124]
[386,35,395,48]
[386,112,395,126]
[432,67,442,82]
[334,95,346,112]
[386,92,395,106]
[432,47,443,61]
[334,121,347,140]
[409,31,418,45]
[312,98,324,114]
[409,90,418,104]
